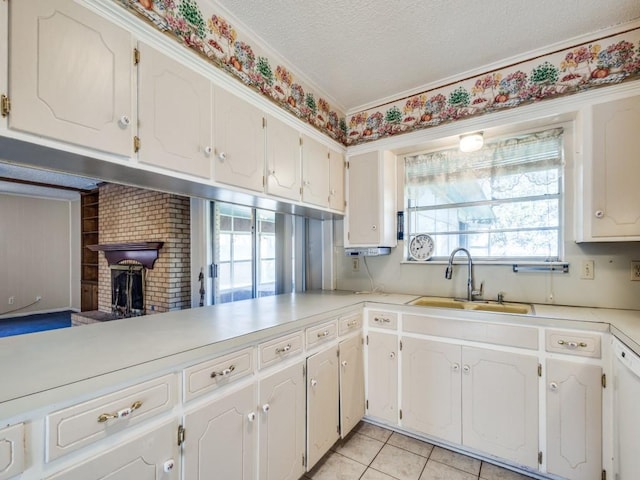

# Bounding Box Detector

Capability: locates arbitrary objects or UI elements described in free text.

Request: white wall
[335,95,640,311]
[0,193,77,317]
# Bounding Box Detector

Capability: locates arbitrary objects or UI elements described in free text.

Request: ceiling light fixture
[459,132,484,153]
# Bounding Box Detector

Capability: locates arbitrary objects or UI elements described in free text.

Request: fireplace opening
[111,263,146,317]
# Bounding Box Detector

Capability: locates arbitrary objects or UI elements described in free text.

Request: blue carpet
[0,311,72,338]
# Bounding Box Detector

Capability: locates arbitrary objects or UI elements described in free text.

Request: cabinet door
[346,151,380,245]
[266,115,301,201]
[301,134,330,207]
[590,96,640,238]
[138,42,212,178]
[214,87,265,192]
[9,0,133,156]
[366,332,398,424]
[0,423,24,480]
[46,422,179,480]
[461,347,539,468]
[258,362,305,480]
[329,148,345,211]
[546,359,602,480]
[307,346,340,470]
[339,335,365,438]
[401,337,461,444]
[183,383,256,480]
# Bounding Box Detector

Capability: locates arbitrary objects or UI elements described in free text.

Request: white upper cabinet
[345,151,397,247]
[9,0,133,156]
[137,42,212,178]
[265,114,301,201]
[577,94,640,241]
[214,86,265,192]
[328,148,345,212]
[301,134,330,208]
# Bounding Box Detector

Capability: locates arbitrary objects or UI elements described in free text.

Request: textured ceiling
[212,0,640,112]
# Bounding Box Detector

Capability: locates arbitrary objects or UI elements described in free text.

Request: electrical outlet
[580,260,595,280]
[8,296,15,305]
[351,257,360,272]
[631,261,640,281]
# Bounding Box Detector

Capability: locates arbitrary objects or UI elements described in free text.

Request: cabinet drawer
[184,347,254,402]
[259,331,303,369]
[46,373,178,461]
[0,423,24,480]
[368,311,398,330]
[546,330,601,358]
[306,320,337,348]
[339,312,363,336]
[403,314,538,350]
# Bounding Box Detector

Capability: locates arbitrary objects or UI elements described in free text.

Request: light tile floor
[304,422,536,480]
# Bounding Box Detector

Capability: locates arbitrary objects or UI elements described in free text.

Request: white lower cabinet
[258,361,306,480]
[306,346,340,470]
[182,383,256,480]
[0,423,24,480]
[366,331,398,424]
[400,337,539,468]
[46,421,179,480]
[546,359,602,480]
[339,335,365,438]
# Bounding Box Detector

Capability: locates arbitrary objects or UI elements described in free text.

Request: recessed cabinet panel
[461,347,539,468]
[366,332,397,424]
[329,148,345,211]
[266,115,301,201]
[9,0,133,156]
[301,134,330,207]
[339,335,365,438]
[546,359,602,480]
[307,346,340,470]
[183,384,256,480]
[258,362,305,480]
[401,337,462,443]
[46,421,179,480]
[0,423,24,480]
[214,87,265,192]
[138,43,212,178]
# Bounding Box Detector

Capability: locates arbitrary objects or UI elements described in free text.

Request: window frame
[403,127,566,263]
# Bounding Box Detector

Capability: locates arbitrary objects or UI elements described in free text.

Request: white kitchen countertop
[1,290,639,420]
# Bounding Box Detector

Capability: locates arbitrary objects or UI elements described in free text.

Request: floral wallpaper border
[114,1,640,148]
[347,28,640,146]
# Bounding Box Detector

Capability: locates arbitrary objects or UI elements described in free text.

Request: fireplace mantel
[87,242,164,268]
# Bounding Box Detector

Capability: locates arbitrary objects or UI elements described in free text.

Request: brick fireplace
[72,184,191,325]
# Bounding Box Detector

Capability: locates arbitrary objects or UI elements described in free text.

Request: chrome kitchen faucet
[445,247,483,301]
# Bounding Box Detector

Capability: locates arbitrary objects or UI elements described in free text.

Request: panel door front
[461,347,539,468]
[46,422,179,480]
[183,384,256,480]
[266,115,301,201]
[301,134,329,207]
[591,95,640,238]
[401,337,462,443]
[307,346,340,470]
[138,42,212,178]
[546,359,602,480]
[366,332,397,424]
[329,148,345,211]
[9,0,133,156]
[258,362,305,480]
[339,335,365,438]
[346,152,380,245]
[214,86,265,192]
[0,423,24,480]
